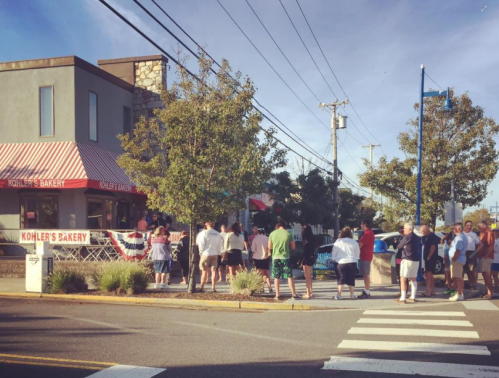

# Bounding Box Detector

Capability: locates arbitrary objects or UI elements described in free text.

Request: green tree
[117,54,286,292]
[463,208,493,231]
[359,91,499,228]
[338,189,378,229]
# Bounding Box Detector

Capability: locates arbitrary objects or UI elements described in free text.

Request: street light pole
[319,99,349,241]
[415,64,453,282]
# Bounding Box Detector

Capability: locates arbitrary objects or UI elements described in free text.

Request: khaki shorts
[477,258,493,274]
[451,261,464,279]
[199,255,218,270]
[400,260,419,278]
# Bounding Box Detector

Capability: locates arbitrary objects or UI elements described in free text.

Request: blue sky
[1,0,498,215]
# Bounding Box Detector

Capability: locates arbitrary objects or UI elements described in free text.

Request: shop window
[117,200,130,229]
[40,86,54,137]
[89,92,98,141]
[87,198,115,229]
[21,196,58,229]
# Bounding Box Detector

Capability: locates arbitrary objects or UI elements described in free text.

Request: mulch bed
[76,289,284,302]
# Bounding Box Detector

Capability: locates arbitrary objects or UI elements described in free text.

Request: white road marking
[358,318,473,327]
[323,356,499,377]
[462,301,499,311]
[338,340,490,356]
[85,365,165,378]
[348,327,479,339]
[363,310,466,317]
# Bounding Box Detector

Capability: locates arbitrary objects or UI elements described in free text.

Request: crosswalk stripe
[323,356,499,377]
[348,327,480,339]
[462,301,499,311]
[338,340,490,356]
[85,365,165,378]
[358,318,473,327]
[363,310,466,317]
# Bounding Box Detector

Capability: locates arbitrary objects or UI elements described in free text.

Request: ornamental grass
[230,268,264,296]
[92,262,150,295]
[47,266,88,294]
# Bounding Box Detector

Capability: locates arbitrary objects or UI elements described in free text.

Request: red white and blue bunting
[107,230,152,261]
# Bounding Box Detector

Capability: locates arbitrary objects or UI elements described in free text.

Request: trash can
[371,240,397,285]
[25,241,54,293]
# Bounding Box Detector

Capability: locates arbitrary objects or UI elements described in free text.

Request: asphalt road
[1,298,498,377]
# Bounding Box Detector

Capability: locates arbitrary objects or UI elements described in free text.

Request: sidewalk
[0,276,485,310]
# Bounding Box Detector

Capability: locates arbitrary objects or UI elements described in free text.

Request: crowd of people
[148,216,499,301]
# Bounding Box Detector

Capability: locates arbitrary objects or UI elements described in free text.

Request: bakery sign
[19,230,91,245]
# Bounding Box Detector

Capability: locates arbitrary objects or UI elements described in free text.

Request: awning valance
[249,197,267,211]
[0,142,138,194]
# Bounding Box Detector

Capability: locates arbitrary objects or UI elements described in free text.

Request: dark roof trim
[0,56,134,93]
[98,55,168,65]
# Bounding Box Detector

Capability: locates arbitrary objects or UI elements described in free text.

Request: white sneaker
[449,294,465,302]
[335,294,342,300]
[161,283,167,289]
[350,294,357,300]
[154,283,161,289]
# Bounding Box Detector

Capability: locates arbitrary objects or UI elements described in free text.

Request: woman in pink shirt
[251,229,272,293]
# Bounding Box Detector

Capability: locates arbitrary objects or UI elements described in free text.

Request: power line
[97,0,333,175]
[295,0,384,150]
[245,0,331,131]
[216,0,330,131]
[133,0,331,167]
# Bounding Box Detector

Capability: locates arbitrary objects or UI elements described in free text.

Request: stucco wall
[0,66,76,144]
[74,66,133,153]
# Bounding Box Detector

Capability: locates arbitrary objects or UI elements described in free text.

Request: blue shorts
[491,263,499,273]
[154,260,170,273]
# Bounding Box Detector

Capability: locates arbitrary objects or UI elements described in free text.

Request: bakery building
[0,54,168,230]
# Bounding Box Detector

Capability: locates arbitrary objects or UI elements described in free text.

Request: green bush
[230,269,264,295]
[93,262,150,295]
[47,266,88,294]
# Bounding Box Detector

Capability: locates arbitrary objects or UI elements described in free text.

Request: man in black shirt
[396,222,421,304]
[421,225,439,297]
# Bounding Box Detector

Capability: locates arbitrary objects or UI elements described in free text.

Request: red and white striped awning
[0,142,139,194]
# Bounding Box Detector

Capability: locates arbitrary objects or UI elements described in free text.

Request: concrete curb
[0,292,320,311]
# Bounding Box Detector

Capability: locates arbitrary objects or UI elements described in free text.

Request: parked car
[375,231,445,274]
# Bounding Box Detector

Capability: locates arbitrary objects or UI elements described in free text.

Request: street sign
[444,202,463,226]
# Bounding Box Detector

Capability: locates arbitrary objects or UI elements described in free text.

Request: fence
[0,229,180,262]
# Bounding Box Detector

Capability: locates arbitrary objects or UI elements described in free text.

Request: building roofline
[97,54,168,65]
[0,55,134,92]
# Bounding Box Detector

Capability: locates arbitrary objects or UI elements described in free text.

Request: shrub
[230,269,264,295]
[47,266,88,294]
[93,262,150,295]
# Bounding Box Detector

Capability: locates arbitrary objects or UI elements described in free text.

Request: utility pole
[490,202,499,228]
[319,99,349,240]
[362,144,381,200]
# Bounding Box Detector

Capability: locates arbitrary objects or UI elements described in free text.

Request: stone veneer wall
[133,59,167,121]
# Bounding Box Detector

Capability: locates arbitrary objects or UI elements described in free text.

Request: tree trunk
[187,221,197,293]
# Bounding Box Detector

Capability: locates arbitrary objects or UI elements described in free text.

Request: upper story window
[40,86,54,137]
[123,106,131,135]
[89,92,98,141]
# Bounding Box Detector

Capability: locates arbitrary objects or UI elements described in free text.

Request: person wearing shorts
[448,223,468,301]
[268,220,298,300]
[358,220,375,299]
[396,222,420,304]
[332,227,360,300]
[251,228,272,293]
[463,221,480,290]
[476,220,495,299]
[151,226,172,289]
[196,221,222,293]
[421,225,440,297]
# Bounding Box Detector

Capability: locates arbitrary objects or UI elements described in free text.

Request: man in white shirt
[196,221,223,293]
[463,220,480,290]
